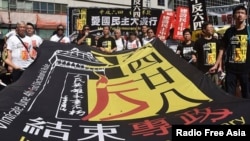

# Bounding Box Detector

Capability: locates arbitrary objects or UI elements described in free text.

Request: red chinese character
[179,107,233,125]
[131,118,171,136]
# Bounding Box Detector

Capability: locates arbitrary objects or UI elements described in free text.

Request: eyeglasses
[147,32,153,33]
[85,28,90,30]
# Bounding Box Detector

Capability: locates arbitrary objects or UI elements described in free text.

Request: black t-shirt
[194,37,222,73]
[97,36,116,51]
[176,41,195,62]
[76,33,96,46]
[223,26,250,73]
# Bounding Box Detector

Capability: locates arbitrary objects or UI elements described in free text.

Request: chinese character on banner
[173,6,190,41]
[156,11,175,43]
[188,0,207,30]
[131,0,143,26]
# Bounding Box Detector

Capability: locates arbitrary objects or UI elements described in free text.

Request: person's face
[57,26,64,35]
[26,25,34,36]
[114,31,121,38]
[17,23,26,37]
[129,35,136,40]
[183,32,192,41]
[203,24,214,36]
[84,26,90,33]
[147,29,154,38]
[234,9,247,23]
[142,26,148,33]
[103,27,110,35]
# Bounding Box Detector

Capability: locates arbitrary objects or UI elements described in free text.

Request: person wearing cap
[50,24,70,43]
[26,22,43,59]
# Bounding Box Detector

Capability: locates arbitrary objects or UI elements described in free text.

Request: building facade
[168,0,240,10]
[0,0,168,39]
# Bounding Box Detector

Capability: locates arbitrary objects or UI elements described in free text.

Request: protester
[210,5,250,98]
[50,24,70,43]
[194,22,222,86]
[142,28,156,45]
[26,22,43,59]
[77,25,96,47]
[137,25,148,45]
[176,28,197,65]
[97,26,117,53]
[113,29,126,51]
[166,28,180,52]
[4,21,34,82]
[124,32,141,50]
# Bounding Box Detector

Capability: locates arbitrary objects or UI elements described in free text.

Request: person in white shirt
[50,24,70,43]
[5,21,34,82]
[114,29,126,51]
[142,28,156,45]
[124,32,141,50]
[26,22,43,59]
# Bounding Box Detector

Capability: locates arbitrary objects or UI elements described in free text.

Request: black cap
[26,22,35,29]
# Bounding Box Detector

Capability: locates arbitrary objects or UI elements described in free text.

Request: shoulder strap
[136,40,139,47]
[58,35,65,42]
[16,35,29,52]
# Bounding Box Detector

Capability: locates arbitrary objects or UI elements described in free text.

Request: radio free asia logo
[175,128,246,137]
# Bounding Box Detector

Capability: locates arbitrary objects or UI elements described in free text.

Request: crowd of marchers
[0,5,249,99]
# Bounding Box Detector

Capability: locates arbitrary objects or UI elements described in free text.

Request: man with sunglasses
[50,24,70,43]
[76,25,96,47]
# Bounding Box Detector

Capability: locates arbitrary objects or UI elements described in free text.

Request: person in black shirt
[77,25,96,47]
[176,28,196,65]
[194,22,222,85]
[97,26,117,53]
[210,5,250,98]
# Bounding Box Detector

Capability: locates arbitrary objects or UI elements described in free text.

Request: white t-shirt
[29,34,43,48]
[6,35,34,68]
[126,40,142,50]
[142,37,155,46]
[115,38,125,51]
[50,34,70,43]
[5,30,16,39]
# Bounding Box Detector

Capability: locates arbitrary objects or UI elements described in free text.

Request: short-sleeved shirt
[50,34,70,43]
[176,41,195,62]
[222,26,250,73]
[77,33,96,46]
[97,36,116,52]
[6,35,34,68]
[194,37,222,73]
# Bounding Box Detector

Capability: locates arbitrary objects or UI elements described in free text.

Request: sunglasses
[57,28,64,31]
[85,28,90,30]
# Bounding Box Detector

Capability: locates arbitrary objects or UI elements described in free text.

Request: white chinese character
[43,121,72,141]
[91,16,100,26]
[148,17,157,26]
[140,17,148,25]
[120,17,130,25]
[102,16,111,26]
[78,124,125,141]
[111,17,121,26]
[23,117,46,135]
[130,17,139,26]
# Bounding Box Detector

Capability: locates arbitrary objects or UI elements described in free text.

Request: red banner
[156,11,175,42]
[173,6,190,40]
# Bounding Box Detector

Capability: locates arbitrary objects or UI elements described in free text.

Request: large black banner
[0,40,250,141]
[68,7,162,36]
